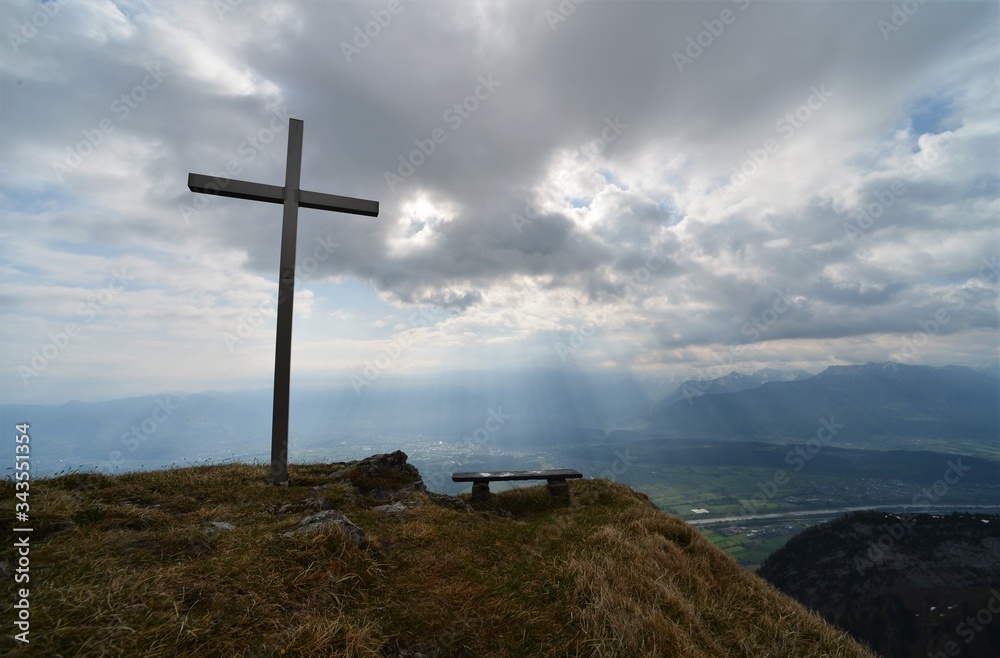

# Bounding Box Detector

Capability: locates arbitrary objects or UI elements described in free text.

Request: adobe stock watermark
[223,235,339,354]
[673,0,751,73]
[7,0,61,54]
[213,0,252,20]
[340,0,408,63]
[554,321,597,364]
[912,458,971,509]
[574,116,629,165]
[738,288,795,342]
[463,407,512,449]
[877,0,928,41]
[510,199,544,235]
[51,63,169,182]
[107,397,181,467]
[423,407,512,490]
[678,287,797,405]
[739,416,844,515]
[928,589,1000,658]
[17,268,132,386]
[891,255,999,363]
[384,74,501,193]
[350,306,441,393]
[617,244,672,299]
[853,458,971,573]
[729,84,833,188]
[510,116,628,234]
[178,103,292,224]
[546,0,588,31]
[843,131,954,242]
[600,447,638,482]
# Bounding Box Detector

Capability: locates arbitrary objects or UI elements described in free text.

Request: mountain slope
[759,511,1000,658]
[657,367,812,408]
[648,362,999,441]
[0,457,877,657]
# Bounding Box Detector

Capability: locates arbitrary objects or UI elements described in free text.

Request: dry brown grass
[1,461,879,657]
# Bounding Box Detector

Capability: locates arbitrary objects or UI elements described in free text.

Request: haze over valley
[7,362,998,571]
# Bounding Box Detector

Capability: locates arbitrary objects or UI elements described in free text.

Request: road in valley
[685,503,1000,526]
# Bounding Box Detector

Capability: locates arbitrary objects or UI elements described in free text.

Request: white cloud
[1,0,996,403]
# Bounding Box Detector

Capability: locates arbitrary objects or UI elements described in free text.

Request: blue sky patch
[599,169,626,189]
[0,184,75,214]
[908,94,954,137]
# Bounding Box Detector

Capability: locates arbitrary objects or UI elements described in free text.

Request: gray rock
[205,521,236,537]
[283,509,367,548]
[302,496,329,511]
[356,450,421,480]
[313,451,428,504]
[373,501,414,514]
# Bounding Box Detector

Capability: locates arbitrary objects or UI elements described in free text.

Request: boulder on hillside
[340,450,426,496]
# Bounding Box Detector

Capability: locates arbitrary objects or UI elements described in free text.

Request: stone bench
[452,469,584,502]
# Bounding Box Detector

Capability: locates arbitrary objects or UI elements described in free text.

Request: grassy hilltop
[1,455,877,657]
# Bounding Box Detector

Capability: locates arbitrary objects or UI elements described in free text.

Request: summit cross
[187,118,379,484]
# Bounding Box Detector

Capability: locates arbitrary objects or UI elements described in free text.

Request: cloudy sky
[2,0,997,405]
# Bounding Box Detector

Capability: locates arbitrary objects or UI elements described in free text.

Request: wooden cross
[188,118,378,484]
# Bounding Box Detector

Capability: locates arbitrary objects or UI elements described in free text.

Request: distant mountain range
[646,362,999,442]
[759,510,1000,658]
[3,362,996,475]
[655,367,813,408]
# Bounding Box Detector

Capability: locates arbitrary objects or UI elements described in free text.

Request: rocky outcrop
[334,450,426,498]
[759,511,1000,658]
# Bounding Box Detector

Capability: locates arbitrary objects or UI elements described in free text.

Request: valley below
[11,363,999,573]
[269,433,1000,571]
[24,430,999,571]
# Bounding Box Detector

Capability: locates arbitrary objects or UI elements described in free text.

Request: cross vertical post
[271,118,304,485]
[187,118,379,484]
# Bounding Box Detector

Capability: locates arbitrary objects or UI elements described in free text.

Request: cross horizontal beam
[187,173,379,217]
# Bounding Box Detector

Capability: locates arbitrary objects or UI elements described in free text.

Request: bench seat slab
[452,469,583,483]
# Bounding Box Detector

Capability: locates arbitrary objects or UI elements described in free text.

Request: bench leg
[546,478,569,500]
[471,481,492,502]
